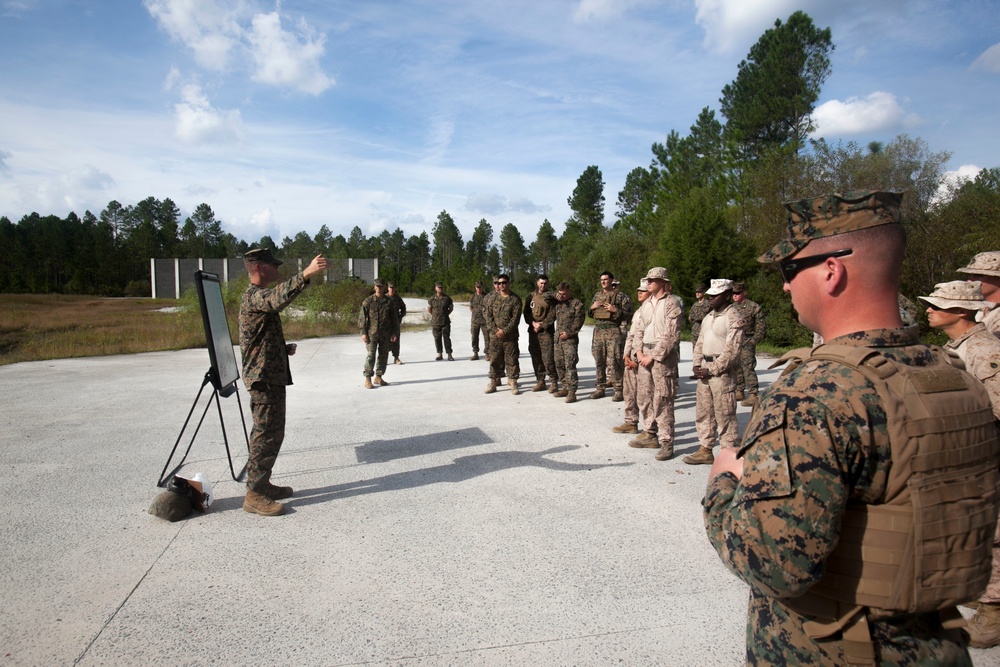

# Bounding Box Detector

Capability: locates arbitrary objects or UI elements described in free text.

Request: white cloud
[573,0,643,23]
[248,12,334,95]
[143,0,243,71]
[465,193,548,215]
[811,91,919,137]
[933,164,983,204]
[971,42,1000,73]
[694,0,799,53]
[62,165,115,191]
[173,83,244,145]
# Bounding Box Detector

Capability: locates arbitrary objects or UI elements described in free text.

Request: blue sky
[1,0,997,247]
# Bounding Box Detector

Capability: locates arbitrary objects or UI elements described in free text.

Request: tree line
[3,11,998,348]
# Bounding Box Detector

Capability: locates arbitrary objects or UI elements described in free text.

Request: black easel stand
[157,370,250,487]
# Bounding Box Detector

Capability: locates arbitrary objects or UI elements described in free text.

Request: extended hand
[303,255,329,280]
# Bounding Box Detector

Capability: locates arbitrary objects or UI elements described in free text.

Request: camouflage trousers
[694,370,739,449]
[592,327,623,390]
[390,332,401,361]
[471,321,487,354]
[432,323,452,354]
[735,343,759,395]
[554,335,579,391]
[247,383,286,492]
[527,327,557,382]
[486,331,504,378]
[623,359,638,425]
[637,352,676,443]
[490,336,519,381]
[364,335,391,377]
[980,517,1000,603]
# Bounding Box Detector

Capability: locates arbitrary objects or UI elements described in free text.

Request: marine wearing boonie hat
[637,278,649,292]
[243,247,283,265]
[918,280,993,311]
[645,267,669,282]
[759,190,903,264]
[957,251,1000,278]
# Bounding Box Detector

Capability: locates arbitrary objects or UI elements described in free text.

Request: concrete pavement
[2,297,998,666]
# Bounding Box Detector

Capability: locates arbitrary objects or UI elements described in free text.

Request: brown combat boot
[243,490,284,516]
[628,432,659,449]
[531,379,546,392]
[260,482,293,500]
[554,388,568,398]
[565,390,577,403]
[374,375,389,386]
[611,389,624,402]
[510,381,520,396]
[683,447,715,465]
[548,381,558,393]
[436,354,443,361]
[612,422,639,434]
[364,377,374,389]
[590,385,606,399]
[740,393,758,407]
[470,352,479,361]
[968,602,1000,648]
[735,390,745,401]
[484,380,497,394]
[655,442,674,461]
[447,353,454,361]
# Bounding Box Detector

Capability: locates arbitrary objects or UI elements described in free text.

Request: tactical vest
[530,292,553,326]
[775,344,1000,665]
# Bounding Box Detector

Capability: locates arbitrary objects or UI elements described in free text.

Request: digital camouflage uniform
[239,272,309,492]
[704,327,975,666]
[984,303,1000,339]
[692,304,745,450]
[469,291,489,355]
[630,294,683,446]
[428,292,454,355]
[488,291,522,382]
[688,297,712,343]
[553,296,585,392]
[733,296,766,397]
[484,290,504,379]
[358,291,400,378]
[388,291,406,361]
[524,289,557,384]
[589,288,632,392]
[946,323,1000,604]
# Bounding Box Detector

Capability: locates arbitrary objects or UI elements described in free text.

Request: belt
[703,355,715,362]
[643,343,656,349]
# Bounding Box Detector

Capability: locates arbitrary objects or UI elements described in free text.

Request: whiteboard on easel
[195,271,240,397]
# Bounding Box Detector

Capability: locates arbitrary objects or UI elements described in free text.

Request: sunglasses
[777,249,853,283]
[497,281,509,285]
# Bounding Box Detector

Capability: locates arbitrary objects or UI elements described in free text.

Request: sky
[1,0,998,248]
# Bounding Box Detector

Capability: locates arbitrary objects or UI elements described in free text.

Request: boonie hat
[918,280,992,312]
[243,247,283,266]
[705,278,733,296]
[957,251,1000,278]
[637,278,649,292]
[645,267,669,282]
[759,190,903,264]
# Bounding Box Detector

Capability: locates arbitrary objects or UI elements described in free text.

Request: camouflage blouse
[239,274,308,389]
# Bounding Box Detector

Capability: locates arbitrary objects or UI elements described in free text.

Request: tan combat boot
[740,393,758,408]
[683,447,716,465]
[447,353,454,361]
[611,388,624,402]
[655,442,674,461]
[531,379,546,392]
[628,432,659,449]
[436,354,443,360]
[394,357,404,365]
[374,376,389,386]
[470,352,479,361]
[735,390,745,401]
[612,422,639,434]
[590,385,606,399]
[968,602,1000,648]
[565,390,577,403]
[484,380,497,394]
[364,377,374,389]
[243,490,284,516]
[548,381,558,393]
[554,388,568,398]
[510,381,520,396]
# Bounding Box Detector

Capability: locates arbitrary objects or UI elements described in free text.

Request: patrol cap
[957,251,1000,278]
[732,282,746,295]
[435,281,443,288]
[637,278,649,292]
[705,278,733,296]
[148,489,193,522]
[759,190,904,264]
[645,267,669,282]
[918,280,992,311]
[387,281,396,288]
[695,282,707,293]
[243,247,283,266]
[373,278,386,288]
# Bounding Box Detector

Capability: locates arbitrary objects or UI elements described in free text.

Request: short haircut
[556,281,571,291]
[600,271,614,280]
[497,273,510,282]
[537,273,549,282]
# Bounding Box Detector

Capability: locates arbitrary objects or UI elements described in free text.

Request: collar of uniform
[822,325,920,349]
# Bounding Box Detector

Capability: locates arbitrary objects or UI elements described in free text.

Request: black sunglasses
[496,280,509,285]
[777,249,853,283]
